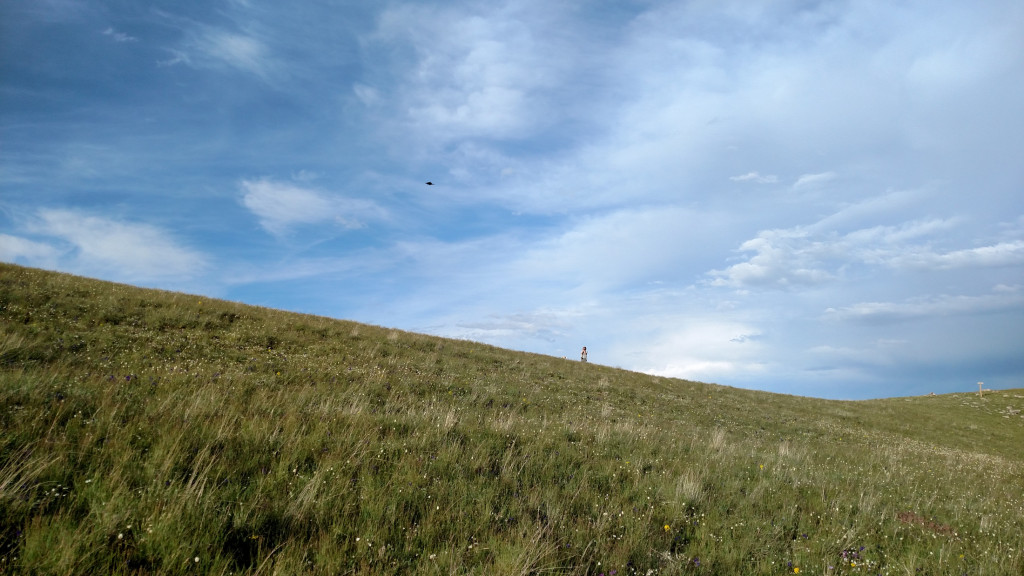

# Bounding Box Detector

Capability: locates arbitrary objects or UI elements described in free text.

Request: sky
[2,0,1023,399]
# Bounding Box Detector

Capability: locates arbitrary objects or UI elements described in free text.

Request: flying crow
[425,181,434,185]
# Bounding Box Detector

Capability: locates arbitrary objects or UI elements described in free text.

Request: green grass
[1,262,1022,575]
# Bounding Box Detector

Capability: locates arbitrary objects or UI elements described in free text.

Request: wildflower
[194,557,200,563]
[664,524,671,532]
[794,569,800,574]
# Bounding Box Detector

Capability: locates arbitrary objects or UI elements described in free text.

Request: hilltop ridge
[2,263,1022,575]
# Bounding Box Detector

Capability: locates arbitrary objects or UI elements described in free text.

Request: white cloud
[352,83,380,106]
[708,228,834,289]
[730,172,778,184]
[159,17,277,80]
[361,204,727,302]
[0,234,61,265]
[498,205,737,295]
[793,171,837,188]
[705,186,1022,291]
[841,218,957,247]
[806,341,906,369]
[102,27,137,43]
[825,287,1024,322]
[172,27,272,78]
[634,318,768,383]
[199,30,267,76]
[365,2,582,145]
[23,209,208,282]
[240,178,387,235]
[16,0,92,23]
[454,310,573,344]
[888,240,1024,270]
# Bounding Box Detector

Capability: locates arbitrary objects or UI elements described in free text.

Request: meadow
[1,262,1022,575]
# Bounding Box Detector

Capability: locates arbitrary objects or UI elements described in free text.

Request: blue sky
[2,0,1023,399]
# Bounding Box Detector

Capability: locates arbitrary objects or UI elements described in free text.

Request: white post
[978,381,983,398]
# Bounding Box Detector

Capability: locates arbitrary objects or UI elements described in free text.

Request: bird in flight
[425,181,434,185]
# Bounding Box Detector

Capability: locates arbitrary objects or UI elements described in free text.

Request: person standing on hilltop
[580,346,588,362]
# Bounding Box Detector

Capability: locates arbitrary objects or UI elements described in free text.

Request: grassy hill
[1,262,1022,575]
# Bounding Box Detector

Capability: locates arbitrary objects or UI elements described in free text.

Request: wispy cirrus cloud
[730,172,778,184]
[157,14,278,81]
[363,2,586,147]
[102,27,137,43]
[14,209,208,283]
[454,310,573,344]
[825,286,1024,323]
[888,240,1024,270]
[194,29,268,76]
[793,171,837,188]
[0,233,61,266]
[240,178,387,236]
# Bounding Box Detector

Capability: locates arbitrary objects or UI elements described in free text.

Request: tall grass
[1,263,1022,574]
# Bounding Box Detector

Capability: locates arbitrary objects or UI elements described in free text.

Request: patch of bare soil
[897,511,955,537]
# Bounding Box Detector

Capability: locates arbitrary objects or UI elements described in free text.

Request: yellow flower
[759,464,764,470]
[663,524,670,532]
[794,568,800,574]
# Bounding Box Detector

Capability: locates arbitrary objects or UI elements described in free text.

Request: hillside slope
[2,263,1022,575]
